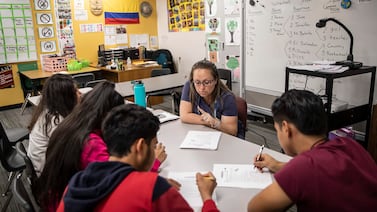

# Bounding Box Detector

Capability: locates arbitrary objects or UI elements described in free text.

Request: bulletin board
[0,0,37,64]
[167,0,205,32]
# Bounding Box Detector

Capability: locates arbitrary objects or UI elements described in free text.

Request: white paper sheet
[152,109,179,123]
[168,172,217,210]
[213,164,273,189]
[180,131,221,150]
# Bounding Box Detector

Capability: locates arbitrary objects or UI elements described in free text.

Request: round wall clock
[140,1,153,18]
[90,0,103,16]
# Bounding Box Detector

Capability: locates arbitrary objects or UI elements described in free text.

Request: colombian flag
[104,0,140,24]
[104,12,140,24]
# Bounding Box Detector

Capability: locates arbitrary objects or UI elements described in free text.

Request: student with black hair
[58,104,219,211]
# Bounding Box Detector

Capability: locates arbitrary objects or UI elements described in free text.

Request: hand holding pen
[253,145,265,171]
[253,145,286,173]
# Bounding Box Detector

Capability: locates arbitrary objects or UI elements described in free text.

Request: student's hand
[166,178,181,190]
[253,153,284,173]
[155,143,167,164]
[198,106,219,128]
[196,172,217,202]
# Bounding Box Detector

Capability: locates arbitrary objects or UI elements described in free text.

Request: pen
[203,176,215,181]
[256,144,265,162]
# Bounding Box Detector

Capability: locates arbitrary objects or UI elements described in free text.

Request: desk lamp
[316,18,362,69]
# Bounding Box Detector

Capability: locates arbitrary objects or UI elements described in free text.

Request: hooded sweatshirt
[58,161,219,212]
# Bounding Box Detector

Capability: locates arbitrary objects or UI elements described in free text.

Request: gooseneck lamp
[316,18,362,69]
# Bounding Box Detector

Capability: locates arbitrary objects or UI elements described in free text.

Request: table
[115,72,187,96]
[286,66,376,148]
[19,66,101,80]
[19,67,101,95]
[156,118,291,211]
[100,63,161,83]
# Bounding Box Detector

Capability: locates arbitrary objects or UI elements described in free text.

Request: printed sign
[36,13,53,24]
[41,40,56,52]
[0,66,15,89]
[34,0,51,10]
[38,26,54,38]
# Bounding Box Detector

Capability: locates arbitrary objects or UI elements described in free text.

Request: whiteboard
[244,0,377,102]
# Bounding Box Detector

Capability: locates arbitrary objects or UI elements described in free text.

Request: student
[248,89,377,211]
[180,60,241,138]
[57,104,219,211]
[35,81,167,211]
[27,74,79,176]
[34,81,125,211]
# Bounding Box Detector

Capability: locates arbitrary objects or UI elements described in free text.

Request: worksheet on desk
[213,164,273,189]
[168,172,217,210]
[180,131,221,150]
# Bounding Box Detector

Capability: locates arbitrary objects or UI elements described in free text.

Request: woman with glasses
[180,60,240,137]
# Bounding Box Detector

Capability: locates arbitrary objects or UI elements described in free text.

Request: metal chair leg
[20,93,31,115]
[1,192,12,212]
[2,172,16,197]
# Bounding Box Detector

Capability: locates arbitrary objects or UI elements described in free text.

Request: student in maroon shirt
[58,104,219,212]
[248,89,377,211]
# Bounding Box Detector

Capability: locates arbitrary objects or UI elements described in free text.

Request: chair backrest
[217,68,232,90]
[12,171,40,212]
[151,68,172,77]
[0,122,25,172]
[236,96,247,139]
[15,142,38,187]
[151,49,176,73]
[72,73,95,88]
[84,79,108,88]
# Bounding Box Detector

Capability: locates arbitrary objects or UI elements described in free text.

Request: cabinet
[285,66,376,148]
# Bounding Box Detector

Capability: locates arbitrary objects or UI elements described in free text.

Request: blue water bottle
[132,80,146,107]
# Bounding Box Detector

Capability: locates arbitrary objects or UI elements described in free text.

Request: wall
[156,1,206,76]
[73,0,158,64]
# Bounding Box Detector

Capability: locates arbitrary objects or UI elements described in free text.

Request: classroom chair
[12,171,41,212]
[0,122,26,212]
[72,73,95,88]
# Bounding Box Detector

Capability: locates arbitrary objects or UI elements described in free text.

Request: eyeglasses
[193,79,214,87]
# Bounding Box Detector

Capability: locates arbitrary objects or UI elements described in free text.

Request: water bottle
[127,57,132,67]
[132,80,146,107]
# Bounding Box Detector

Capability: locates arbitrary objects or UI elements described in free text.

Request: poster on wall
[55,0,76,58]
[167,0,205,32]
[207,37,219,63]
[0,65,14,89]
[225,55,240,81]
[225,17,241,46]
[0,3,37,63]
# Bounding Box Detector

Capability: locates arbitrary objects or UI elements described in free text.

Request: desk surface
[157,119,291,211]
[19,67,101,80]
[115,72,188,97]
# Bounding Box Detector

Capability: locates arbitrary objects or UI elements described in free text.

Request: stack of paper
[152,109,179,123]
[288,64,349,73]
[180,131,221,150]
[213,164,273,189]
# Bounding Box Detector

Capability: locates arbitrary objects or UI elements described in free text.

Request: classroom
[1,0,377,211]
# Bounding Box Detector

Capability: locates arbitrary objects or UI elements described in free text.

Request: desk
[19,66,101,80]
[19,67,101,95]
[156,119,291,211]
[115,72,188,97]
[100,64,161,83]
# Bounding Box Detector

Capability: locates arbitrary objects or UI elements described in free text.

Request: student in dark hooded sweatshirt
[57,104,219,212]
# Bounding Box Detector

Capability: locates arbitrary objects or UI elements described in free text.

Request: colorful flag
[104,0,140,24]
[104,12,140,24]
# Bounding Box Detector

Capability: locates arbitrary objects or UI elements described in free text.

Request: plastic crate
[43,56,68,72]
